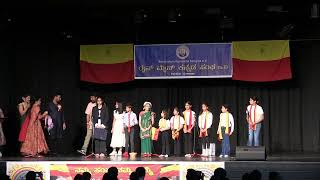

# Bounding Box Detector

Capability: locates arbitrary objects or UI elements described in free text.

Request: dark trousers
[48,137,62,154]
[94,139,106,154]
[124,126,135,153]
[161,130,170,155]
[173,130,181,156]
[184,131,193,154]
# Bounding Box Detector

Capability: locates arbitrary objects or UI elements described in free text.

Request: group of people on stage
[17,93,66,157]
[77,94,264,159]
[8,92,264,158]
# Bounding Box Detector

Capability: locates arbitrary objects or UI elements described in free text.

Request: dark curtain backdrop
[0,30,320,155]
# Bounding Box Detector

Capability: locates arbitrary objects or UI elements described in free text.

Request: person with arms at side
[246,96,264,147]
[139,102,155,157]
[77,94,97,155]
[110,102,125,156]
[158,109,171,158]
[183,101,196,157]
[170,107,184,157]
[217,104,234,158]
[198,102,213,157]
[48,93,66,156]
[20,97,49,157]
[18,94,31,143]
[123,103,138,157]
[92,97,109,158]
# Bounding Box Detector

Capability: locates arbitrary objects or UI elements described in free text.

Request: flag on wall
[232,40,292,82]
[80,44,134,84]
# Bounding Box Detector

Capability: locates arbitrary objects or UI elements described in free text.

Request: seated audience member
[249,170,262,180]
[108,166,119,180]
[159,177,170,180]
[130,171,139,180]
[210,168,228,180]
[187,169,204,180]
[136,167,146,180]
[74,174,83,180]
[26,171,36,180]
[82,172,91,180]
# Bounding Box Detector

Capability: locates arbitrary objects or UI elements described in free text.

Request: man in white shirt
[77,95,97,155]
[123,103,138,157]
[246,96,264,146]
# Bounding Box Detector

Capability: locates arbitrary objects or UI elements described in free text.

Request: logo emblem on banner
[176,45,190,59]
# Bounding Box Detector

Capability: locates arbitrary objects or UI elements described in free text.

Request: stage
[1,153,320,180]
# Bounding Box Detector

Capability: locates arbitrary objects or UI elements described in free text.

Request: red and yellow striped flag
[232,40,292,82]
[80,44,134,84]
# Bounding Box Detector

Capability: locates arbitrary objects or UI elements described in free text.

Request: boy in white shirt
[123,103,138,157]
[246,96,264,146]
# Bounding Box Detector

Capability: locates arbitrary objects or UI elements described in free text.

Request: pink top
[85,102,96,115]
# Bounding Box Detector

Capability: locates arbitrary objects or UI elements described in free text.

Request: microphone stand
[191,116,201,158]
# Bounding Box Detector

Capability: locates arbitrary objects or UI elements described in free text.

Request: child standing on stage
[159,109,171,158]
[170,107,185,156]
[123,103,138,157]
[217,104,234,158]
[198,102,213,157]
[110,102,125,156]
[139,102,155,157]
[92,97,108,158]
[183,101,196,157]
[246,96,264,146]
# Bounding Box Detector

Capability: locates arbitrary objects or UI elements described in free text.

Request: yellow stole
[159,118,167,129]
[183,111,193,130]
[219,112,230,140]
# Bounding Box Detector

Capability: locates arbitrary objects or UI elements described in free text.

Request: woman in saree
[139,101,155,157]
[18,94,31,142]
[20,97,49,157]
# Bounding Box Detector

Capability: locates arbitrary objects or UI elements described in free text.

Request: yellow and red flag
[232,40,292,82]
[80,44,134,84]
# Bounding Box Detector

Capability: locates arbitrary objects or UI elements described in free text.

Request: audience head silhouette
[74,174,83,180]
[129,171,139,180]
[108,166,119,180]
[249,170,262,180]
[82,172,91,180]
[136,167,146,180]
[26,171,37,180]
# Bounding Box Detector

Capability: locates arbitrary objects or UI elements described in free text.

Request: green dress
[140,111,152,154]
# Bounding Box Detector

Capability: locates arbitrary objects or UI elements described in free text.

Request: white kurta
[110,110,125,148]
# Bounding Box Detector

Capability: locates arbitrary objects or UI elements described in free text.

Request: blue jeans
[247,123,261,146]
[221,127,230,156]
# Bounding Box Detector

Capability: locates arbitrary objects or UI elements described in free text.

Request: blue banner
[134,43,232,79]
